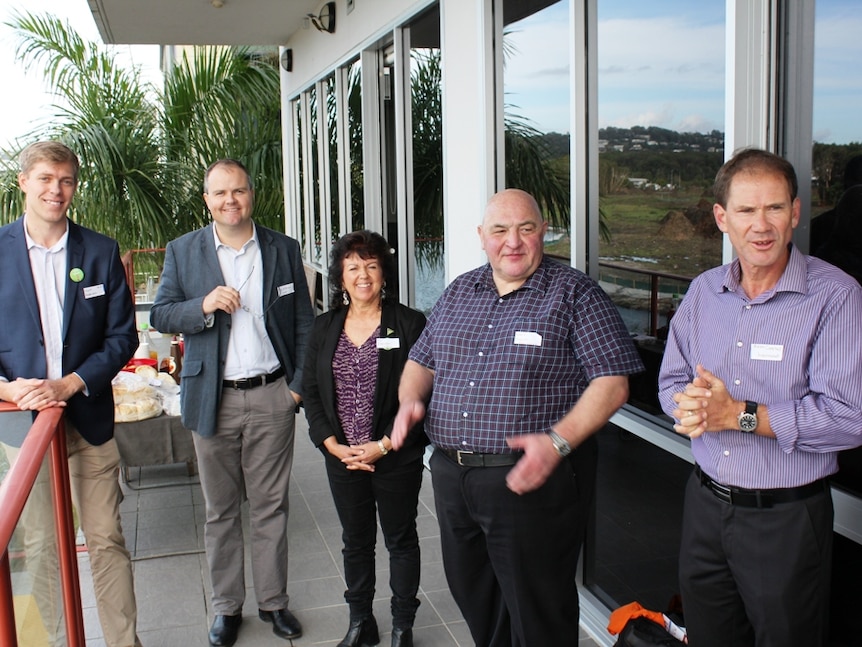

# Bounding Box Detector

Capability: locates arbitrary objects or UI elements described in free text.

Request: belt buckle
[234,378,250,389]
[711,481,733,505]
[456,450,473,466]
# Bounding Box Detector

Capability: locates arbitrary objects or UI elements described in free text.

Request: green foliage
[812,141,862,207]
[0,12,283,252]
[410,49,444,268]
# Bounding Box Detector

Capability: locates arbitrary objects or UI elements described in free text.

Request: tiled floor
[77,413,603,646]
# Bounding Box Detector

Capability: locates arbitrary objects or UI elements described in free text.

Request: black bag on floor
[613,616,687,647]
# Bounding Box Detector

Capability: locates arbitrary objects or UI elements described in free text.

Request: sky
[503,0,862,144]
[1,0,860,150]
[0,0,160,150]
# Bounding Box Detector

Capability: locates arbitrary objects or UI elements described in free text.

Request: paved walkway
[77,414,603,646]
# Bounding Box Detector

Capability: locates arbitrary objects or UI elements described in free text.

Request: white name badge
[514,331,542,347]
[377,337,401,350]
[277,283,295,297]
[83,284,106,299]
[750,343,783,361]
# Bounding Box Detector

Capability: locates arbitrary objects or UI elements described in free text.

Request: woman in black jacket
[302,230,427,647]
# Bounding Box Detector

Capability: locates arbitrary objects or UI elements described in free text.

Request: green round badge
[70,268,84,282]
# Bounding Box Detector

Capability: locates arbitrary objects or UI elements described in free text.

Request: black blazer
[302,302,427,467]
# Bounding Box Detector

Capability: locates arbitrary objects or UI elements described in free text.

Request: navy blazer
[150,223,314,438]
[302,302,428,467]
[0,217,138,445]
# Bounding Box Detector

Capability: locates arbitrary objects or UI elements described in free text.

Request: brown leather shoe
[259,607,303,639]
[208,614,242,646]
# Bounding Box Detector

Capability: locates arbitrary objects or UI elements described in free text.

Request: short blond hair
[19,141,80,181]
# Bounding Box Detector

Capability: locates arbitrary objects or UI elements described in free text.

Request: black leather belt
[222,367,285,390]
[695,465,827,509]
[438,447,522,467]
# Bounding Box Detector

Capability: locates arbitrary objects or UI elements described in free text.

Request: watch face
[739,413,757,433]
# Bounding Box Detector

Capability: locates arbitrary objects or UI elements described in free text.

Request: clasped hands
[672,364,738,438]
[0,375,83,411]
[327,439,388,472]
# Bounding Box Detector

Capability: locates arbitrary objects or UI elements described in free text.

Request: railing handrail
[0,405,62,550]
[0,403,85,646]
[598,260,694,284]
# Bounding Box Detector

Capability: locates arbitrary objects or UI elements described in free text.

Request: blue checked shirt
[409,258,644,453]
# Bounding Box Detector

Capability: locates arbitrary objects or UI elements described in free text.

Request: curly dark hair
[328,230,398,310]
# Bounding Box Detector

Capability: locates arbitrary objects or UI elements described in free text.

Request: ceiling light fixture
[211,0,224,8]
[307,2,336,34]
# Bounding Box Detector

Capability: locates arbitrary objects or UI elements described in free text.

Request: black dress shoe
[338,615,380,647]
[391,627,413,647]
[259,607,303,639]
[208,614,242,647]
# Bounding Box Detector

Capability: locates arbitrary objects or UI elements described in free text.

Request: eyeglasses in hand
[234,265,284,319]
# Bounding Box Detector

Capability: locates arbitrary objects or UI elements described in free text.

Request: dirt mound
[658,210,696,240]
[658,200,721,240]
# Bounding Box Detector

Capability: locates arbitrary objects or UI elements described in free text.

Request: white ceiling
[87,0,322,46]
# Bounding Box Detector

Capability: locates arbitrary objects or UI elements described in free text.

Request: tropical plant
[407,49,584,267]
[0,12,283,253]
[0,11,168,249]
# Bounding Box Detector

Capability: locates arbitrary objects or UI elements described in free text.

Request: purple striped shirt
[409,258,644,453]
[333,326,379,446]
[659,245,862,488]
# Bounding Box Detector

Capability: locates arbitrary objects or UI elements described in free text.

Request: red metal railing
[0,402,85,646]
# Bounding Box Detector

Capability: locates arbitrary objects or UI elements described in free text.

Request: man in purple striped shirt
[392,189,643,646]
[659,148,862,647]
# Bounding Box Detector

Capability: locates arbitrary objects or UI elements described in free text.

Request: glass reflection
[409,5,444,312]
[502,0,571,259]
[1,412,64,646]
[347,59,364,233]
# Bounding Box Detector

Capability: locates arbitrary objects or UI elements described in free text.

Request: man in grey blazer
[151,159,313,647]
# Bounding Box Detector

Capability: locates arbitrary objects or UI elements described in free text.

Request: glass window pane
[293,99,306,253]
[809,0,862,268]
[409,5,444,312]
[325,73,338,249]
[503,0,571,259]
[811,17,862,629]
[587,425,689,611]
[348,58,364,233]
[308,85,323,265]
[597,0,725,415]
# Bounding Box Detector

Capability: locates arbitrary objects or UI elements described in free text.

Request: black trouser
[679,471,833,647]
[325,452,424,628]
[430,444,593,647]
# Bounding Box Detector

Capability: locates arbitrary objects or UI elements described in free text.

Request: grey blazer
[150,223,314,437]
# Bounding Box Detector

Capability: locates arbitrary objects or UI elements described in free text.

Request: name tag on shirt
[377,337,401,350]
[277,283,294,297]
[83,284,106,299]
[514,331,542,347]
[750,343,783,361]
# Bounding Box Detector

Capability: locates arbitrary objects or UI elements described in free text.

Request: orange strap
[607,601,667,635]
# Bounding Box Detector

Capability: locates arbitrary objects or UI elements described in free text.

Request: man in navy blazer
[0,141,141,646]
[150,159,313,647]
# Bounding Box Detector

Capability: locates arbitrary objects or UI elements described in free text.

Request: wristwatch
[738,401,758,434]
[548,430,572,457]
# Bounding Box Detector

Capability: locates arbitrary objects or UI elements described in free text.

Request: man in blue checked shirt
[659,148,862,647]
[391,188,643,647]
